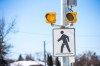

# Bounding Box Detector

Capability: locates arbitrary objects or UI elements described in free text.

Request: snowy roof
[10,61,45,66]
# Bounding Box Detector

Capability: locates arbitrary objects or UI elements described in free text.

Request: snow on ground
[10,61,45,66]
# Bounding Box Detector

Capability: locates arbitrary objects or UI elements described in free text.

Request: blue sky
[0,0,100,59]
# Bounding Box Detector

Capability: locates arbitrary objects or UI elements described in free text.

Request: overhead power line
[17,31,100,37]
[18,31,51,36]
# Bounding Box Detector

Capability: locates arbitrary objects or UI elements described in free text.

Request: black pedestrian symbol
[57,31,71,53]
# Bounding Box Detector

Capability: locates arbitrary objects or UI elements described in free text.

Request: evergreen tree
[18,54,24,61]
[25,54,34,61]
[55,57,61,66]
[47,54,53,66]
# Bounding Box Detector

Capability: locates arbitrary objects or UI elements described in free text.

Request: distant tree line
[17,53,61,66]
[75,51,100,66]
[16,51,100,66]
[17,54,35,61]
[46,51,100,66]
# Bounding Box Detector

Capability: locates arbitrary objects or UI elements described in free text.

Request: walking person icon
[57,31,71,53]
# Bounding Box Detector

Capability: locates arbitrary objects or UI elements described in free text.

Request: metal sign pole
[61,0,69,66]
[61,0,69,27]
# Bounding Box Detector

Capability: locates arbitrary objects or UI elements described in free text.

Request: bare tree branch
[4,18,16,38]
[0,17,16,58]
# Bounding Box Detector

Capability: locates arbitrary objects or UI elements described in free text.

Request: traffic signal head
[66,12,77,23]
[45,12,56,24]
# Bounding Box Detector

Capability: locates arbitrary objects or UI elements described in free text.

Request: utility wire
[12,30,100,38]
[17,31,51,36]
[18,31,100,37]
[77,35,100,37]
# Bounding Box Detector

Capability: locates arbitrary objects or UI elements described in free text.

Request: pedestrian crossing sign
[52,28,75,56]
